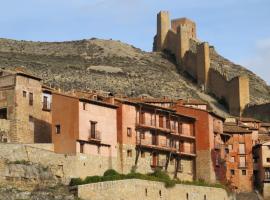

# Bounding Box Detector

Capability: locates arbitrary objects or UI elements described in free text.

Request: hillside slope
[0,38,269,113]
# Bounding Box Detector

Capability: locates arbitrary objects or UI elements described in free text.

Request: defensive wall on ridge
[153,11,250,116]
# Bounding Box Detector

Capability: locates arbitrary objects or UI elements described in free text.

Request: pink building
[52,92,118,158]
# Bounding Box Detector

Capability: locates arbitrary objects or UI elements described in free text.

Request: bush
[149,169,170,181]
[70,178,83,186]
[84,176,102,183]
[164,180,176,188]
[103,169,119,177]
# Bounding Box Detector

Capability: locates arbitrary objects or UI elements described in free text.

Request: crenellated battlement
[153,11,250,116]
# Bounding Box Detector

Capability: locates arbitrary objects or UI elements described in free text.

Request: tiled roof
[183,99,208,105]
[238,117,261,123]
[262,123,270,127]
[223,123,252,134]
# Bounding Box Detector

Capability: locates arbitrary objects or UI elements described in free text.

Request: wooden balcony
[136,138,178,153]
[136,122,171,133]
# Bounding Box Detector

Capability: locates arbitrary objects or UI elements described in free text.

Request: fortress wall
[243,103,270,122]
[208,69,229,100]
[154,11,250,116]
[165,30,178,56]
[183,51,197,78]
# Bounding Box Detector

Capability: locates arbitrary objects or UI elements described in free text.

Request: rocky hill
[0,38,269,115]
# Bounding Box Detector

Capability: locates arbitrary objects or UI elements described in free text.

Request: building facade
[223,122,253,192]
[0,69,51,143]
[52,92,118,159]
[253,142,270,199]
[116,99,196,180]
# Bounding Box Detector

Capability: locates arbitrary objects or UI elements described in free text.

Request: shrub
[84,176,102,183]
[103,169,119,177]
[164,180,176,188]
[149,169,170,181]
[70,178,83,186]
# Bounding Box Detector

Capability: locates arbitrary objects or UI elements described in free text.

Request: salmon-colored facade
[52,92,118,157]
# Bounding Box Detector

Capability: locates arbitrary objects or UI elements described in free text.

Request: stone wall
[76,179,230,200]
[243,103,270,122]
[208,69,250,116]
[0,143,118,181]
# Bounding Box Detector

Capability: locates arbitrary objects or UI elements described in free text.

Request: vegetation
[8,160,30,165]
[70,169,227,190]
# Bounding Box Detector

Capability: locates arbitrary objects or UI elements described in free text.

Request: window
[141,151,145,158]
[29,92,33,106]
[178,122,182,134]
[127,128,132,137]
[159,190,162,197]
[55,124,61,134]
[90,121,97,138]
[204,195,207,200]
[42,95,51,110]
[83,102,87,110]
[127,149,132,157]
[23,91,27,97]
[145,188,147,196]
[186,193,189,200]
[140,132,145,139]
[239,156,246,168]
[239,143,246,154]
[230,169,235,175]
[242,170,247,175]
[80,143,84,153]
[230,156,235,163]
[267,158,270,163]
[0,108,7,119]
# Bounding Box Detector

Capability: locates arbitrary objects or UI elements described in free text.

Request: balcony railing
[89,131,101,142]
[42,102,51,111]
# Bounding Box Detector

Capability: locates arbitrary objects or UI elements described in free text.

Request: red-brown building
[116,98,196,180]
[223,122,253,192]
[174,104,225,183]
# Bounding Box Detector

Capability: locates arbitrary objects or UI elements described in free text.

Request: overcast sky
[0,0,269,84]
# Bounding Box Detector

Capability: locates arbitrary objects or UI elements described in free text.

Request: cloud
[242,38,270,84]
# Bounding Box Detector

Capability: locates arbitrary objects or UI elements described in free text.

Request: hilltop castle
[153,11,250,116]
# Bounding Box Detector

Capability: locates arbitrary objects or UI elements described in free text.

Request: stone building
[253,141,270,199]
[116,98,196,180]
[0,69,51,143]
[223,122,253,192]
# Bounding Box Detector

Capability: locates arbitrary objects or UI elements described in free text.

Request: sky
[0,0,269,84]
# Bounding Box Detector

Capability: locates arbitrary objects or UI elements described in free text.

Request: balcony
[180,146,196,157]
[136,138,177,153]
[88,131,101,144]
[136,121,171,134]
[42,101,51,111]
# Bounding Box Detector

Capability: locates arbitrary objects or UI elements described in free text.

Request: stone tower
[155,11,170,51]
